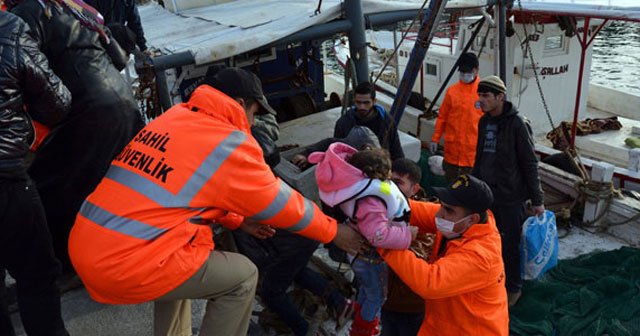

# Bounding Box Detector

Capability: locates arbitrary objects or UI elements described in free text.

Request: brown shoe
[508,290,522,307]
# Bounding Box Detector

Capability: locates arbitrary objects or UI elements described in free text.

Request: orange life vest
[431,77,483,168]
[68,85,337,304]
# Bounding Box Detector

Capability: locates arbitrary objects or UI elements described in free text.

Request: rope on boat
[340,57,358,116]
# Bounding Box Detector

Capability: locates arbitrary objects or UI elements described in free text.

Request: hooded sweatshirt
[309,142,411,249]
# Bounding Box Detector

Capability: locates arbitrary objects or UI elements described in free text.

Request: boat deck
[534,105,640,172]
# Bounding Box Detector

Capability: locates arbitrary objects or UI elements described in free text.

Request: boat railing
[402,20,459,54]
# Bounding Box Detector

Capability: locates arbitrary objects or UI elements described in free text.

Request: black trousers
[0,270,15,336]
[491,202,527,294]
[235,229,345,336]
[28,107,143,273]
[0,177,68,336]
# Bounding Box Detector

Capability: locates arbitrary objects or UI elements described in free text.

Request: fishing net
[510,247,640,336]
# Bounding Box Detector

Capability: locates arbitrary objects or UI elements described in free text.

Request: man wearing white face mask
[378,174,509,336]
[430,53,483,182]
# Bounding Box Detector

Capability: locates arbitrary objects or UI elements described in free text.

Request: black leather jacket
[11,0,141,127]
[86,0,147,51]
[0,11,70,178]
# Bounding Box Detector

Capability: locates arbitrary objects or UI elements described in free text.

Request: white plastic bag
[520,210,559,280]
[428,155,445,176]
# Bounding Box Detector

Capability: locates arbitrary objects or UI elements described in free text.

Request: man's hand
[332,223,368,255]
[429,141,438,154]
[409,226,418,241]
[532,204,545,217]
[142,48,154,57]
[240,220,276,239]
[291,154,310,170]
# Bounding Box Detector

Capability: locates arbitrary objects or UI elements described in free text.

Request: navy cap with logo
[432,174,494,214]
[206,67,277,115]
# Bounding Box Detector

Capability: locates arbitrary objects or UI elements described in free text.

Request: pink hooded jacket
[309,142,412,249]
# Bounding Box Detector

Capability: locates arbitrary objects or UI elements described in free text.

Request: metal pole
[155,69,172,111]
[498,0,507,84]
[570,17,590,149]
[345,0,369,84]
[393,27,400,85]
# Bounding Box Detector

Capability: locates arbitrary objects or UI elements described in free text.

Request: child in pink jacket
[308,143,417,336]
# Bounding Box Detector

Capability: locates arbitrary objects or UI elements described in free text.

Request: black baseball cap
[432,174,493,214]
[207,67,277,115]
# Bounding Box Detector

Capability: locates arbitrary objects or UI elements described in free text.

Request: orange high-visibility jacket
[68,85,337,304]
[380,200,508,336]
[431,77,483,168]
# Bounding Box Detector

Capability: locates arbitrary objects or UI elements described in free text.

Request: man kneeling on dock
[68,67,365,336]
[379,174,509,335]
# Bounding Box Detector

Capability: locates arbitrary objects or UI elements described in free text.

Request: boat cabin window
[543,34,568,57]
[426,63,437,76]
[424,59,440,81]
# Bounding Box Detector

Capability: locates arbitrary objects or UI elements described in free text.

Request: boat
[6,0,640,335]
[331,0,640,244]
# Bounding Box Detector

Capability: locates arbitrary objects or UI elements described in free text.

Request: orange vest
[380,200,509,336]
[431,77,483,167]
[68,85,337,304]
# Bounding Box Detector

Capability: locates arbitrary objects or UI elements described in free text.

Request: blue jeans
[351,256,388,322]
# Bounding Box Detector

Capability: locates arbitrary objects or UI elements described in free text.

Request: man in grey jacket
[472,75,545,307]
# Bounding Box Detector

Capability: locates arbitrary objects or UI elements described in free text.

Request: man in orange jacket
[430,52,483,182]
[379,174,509,335]
[68,68,365,336]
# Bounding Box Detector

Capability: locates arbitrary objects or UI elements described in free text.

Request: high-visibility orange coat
[380,200,508,335]
[431,77,483,167]
[68,85,337,304]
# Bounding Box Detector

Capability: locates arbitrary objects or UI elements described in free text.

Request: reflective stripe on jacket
[69,85,337,304]
[431,77,483,167]
[380,200,509,336]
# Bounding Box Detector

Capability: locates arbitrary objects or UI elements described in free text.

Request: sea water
[592,21,640,96]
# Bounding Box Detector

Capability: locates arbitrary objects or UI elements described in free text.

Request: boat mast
[388,0,450,125]
[498,0,508,83]
[345,0,369,85]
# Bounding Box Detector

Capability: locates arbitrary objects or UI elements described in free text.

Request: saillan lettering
[540,64,569,76]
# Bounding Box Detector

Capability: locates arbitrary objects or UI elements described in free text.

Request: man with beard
[472,75,545,306]
[334,82,404,160]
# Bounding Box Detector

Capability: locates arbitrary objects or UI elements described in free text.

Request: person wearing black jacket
[334,82,404,160]
[0,11,71,336]
[10,0,144,273]
[85,0,150,55]
[472,75,544,307]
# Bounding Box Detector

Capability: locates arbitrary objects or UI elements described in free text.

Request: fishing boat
[7,1,639,335]
[331,0,640,244]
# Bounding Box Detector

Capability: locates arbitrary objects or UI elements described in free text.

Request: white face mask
[435,216,470,239]
[459,72,475,84]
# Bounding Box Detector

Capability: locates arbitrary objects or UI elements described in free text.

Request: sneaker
[334,298,355,330]
[508,290,522,307]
